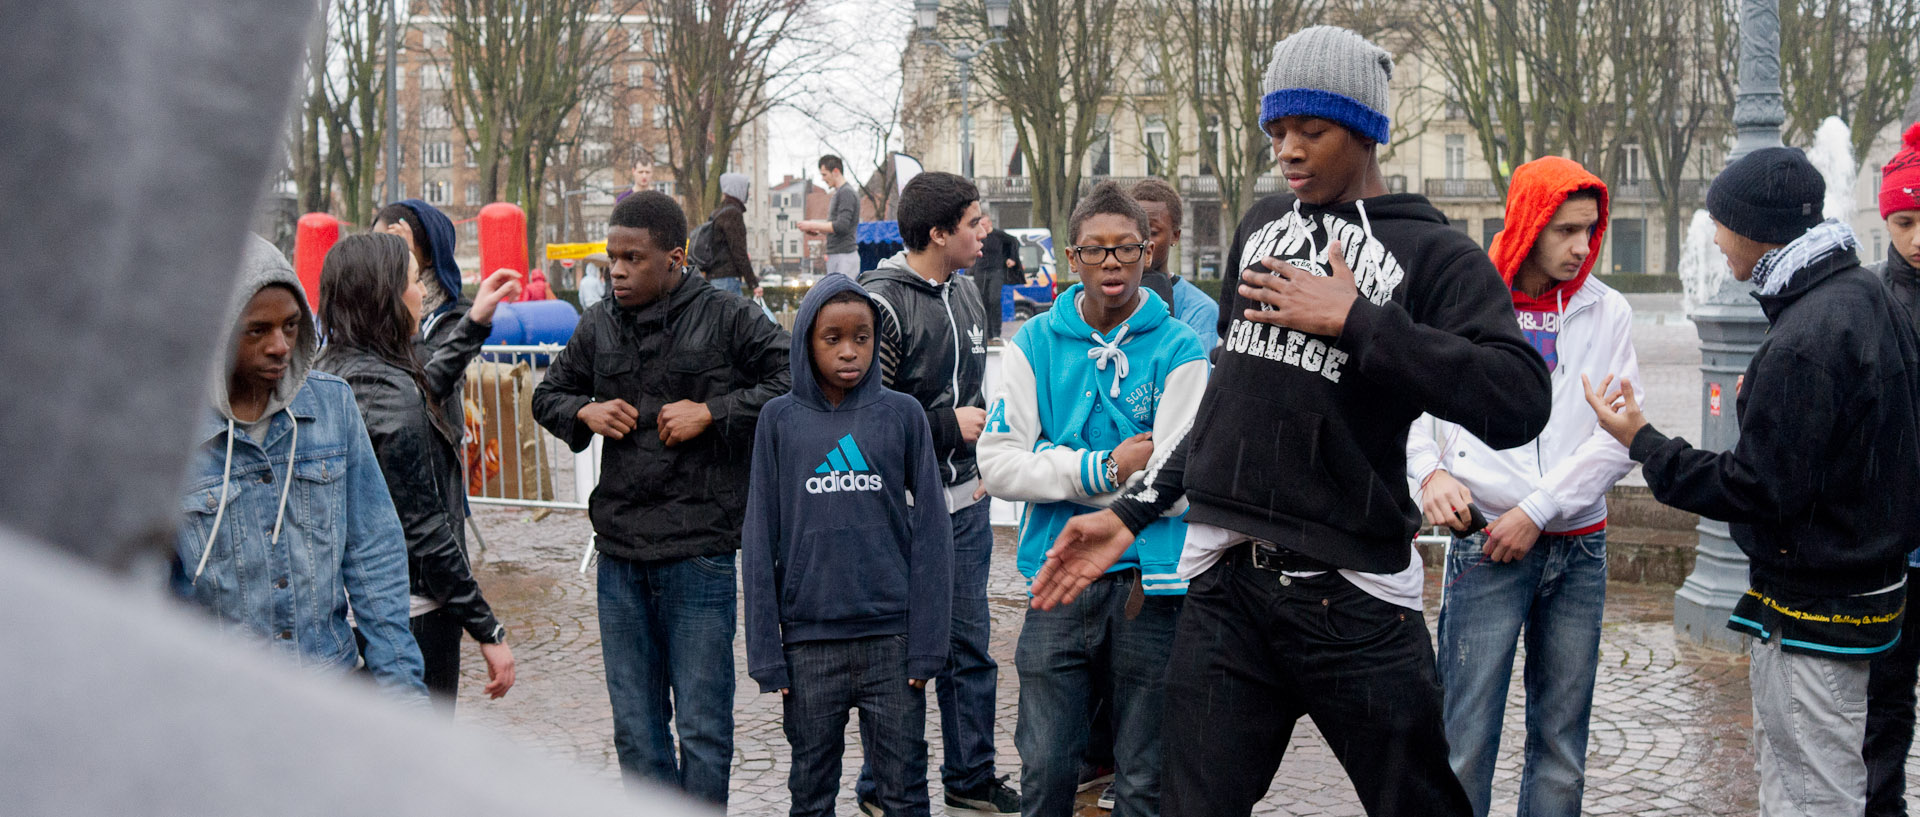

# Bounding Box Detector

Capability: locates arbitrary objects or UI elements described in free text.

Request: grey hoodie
[211,235,317,440]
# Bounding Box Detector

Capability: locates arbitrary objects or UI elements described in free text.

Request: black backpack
[686,219,719,273]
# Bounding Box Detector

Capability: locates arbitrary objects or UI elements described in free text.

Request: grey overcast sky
[763,0,910,191]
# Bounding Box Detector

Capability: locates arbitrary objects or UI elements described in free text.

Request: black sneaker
[944,775,1020,813]
[857,793,886,816]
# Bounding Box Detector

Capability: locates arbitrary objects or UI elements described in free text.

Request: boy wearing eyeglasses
[978,181,1209,817]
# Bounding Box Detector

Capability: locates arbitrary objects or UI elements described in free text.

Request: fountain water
[1808,116,1856,221]
[1678,209,1729,317]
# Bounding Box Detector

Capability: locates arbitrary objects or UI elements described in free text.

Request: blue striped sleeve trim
[1079,451,1097,495]
[1779,633,1902,656]
[1259,88,1390,145]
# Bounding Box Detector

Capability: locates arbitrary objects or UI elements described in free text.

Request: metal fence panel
[463,344,597,512]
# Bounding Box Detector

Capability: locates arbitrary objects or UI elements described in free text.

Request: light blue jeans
[1436,529,1608,817]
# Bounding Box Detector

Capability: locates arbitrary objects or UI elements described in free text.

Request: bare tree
[651,0,828,217]
[958,0,1128,244]
[441,0,635,253]
[1619,0,1736,273]
[1780,0,1920,160]
[319,0,392,226]
[293,3,331,215]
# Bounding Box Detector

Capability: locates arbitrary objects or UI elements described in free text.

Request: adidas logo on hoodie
[805,434,886,494]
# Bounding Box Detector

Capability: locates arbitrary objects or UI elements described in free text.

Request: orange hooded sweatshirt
[1489,156,1610,312]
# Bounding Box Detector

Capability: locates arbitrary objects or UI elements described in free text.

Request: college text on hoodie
[174,235,425,695]
[1107,192,1552,574]
[531,270,791,562]
[742,276,953,693]
[1633,226,1920,614]
[1408,158,1638,536]
[315,314,506,644]
[978,285,1208,594]
[859,253,990,491]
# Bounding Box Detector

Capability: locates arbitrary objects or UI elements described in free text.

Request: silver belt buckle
[1249,541,1283,571]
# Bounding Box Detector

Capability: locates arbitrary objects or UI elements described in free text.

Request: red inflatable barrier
[294,212,341,310]
[478,202,528,282]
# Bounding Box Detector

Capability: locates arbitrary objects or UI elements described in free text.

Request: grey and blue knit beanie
[1706,147,1825,245]
[1260,26,1393,145]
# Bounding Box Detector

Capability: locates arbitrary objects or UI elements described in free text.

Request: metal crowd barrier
[462,344,600,513]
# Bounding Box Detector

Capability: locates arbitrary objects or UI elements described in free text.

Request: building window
[652,181,675,196]
[423,105,453,129]
[1001,120,1022,177]
[653,29,668,53]
[1445,134,1467,181]
[1199,115,1220,176]
[1482,217,1504,250]
[653,104,669,129]
[1089,115,1111,177]
[464,145,477,167]
[465,182,481,205]
[586,103,611,128]
[587,220,608,240]
[1612,218,1645,273]
[628,27,646,51]
[655,64,669,88]
[582,141,610,166]
[628,63,647,88]
[1623,143,1643,184]
[421,26,446,50]
[421,65,449,90]
[424,140,451,167]
[1144,119,1169,177]
[629,102,645,127]
[424,180,450,205]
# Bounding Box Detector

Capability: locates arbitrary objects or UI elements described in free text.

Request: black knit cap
[1706,146,1826,245]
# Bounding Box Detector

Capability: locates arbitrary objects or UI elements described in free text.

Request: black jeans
[974,269,1006,339]
[1866,567,1920,817]
[412,607,464,714]
[785,635,929,817]
[1160,548,1471,817]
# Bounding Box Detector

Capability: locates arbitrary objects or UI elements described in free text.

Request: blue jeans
[1437,530,1608,817]
[861,499,999,796]
[598,552,738,806]
[1015,572,1182,817]
[708,275,744,296]
[785,636,930,817]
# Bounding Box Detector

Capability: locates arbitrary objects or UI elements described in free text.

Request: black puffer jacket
[531,271,790,562]
[1880,248,1919,320]
[315,316,505,642]
[860,253,989,487]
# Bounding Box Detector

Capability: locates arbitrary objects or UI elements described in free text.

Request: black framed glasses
[1068,243,1148,265]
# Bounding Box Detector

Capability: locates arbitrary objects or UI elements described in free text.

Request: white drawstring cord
[1087,324,1131,398]
[192,408,298,585]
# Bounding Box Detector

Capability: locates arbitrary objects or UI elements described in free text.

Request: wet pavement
[450,503,1919,816]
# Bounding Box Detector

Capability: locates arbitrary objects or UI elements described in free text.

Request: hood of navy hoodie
[788,273,886,412]
[395,199,463,308]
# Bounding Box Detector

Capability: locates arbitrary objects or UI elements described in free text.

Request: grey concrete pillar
[1671,0,1784,651]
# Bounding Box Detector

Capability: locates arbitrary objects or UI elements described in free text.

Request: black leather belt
[1240,541,1336,573]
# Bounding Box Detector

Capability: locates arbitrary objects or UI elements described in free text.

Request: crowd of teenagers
[166,23,1920,817]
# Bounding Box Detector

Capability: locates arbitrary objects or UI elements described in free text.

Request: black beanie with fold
[1706,146,1825,245]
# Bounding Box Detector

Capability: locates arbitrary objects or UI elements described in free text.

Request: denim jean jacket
[173,373,426,695]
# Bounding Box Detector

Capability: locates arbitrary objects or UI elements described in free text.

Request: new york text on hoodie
[742,275,952,692]
[1108,192,1552,573]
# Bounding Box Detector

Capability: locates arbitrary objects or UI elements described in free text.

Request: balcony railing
[1609,179,1709,203]
[973,174,1286,201]
[1424,178,1501,200]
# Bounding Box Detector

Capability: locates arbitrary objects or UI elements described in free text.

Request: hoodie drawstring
[192,408,298,585]
[1087,325,1132,398]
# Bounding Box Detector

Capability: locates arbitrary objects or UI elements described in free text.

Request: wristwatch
[1102,453,1120,488]
[478,623,508,645]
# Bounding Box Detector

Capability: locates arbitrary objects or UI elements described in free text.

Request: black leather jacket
[315,316,504,642]
[531,271,790,562]
[860,253,989,486]
[418,297,475,435]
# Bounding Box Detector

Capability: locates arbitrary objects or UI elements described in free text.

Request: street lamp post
[1673,0,1784,651]
[916,0,1010,179]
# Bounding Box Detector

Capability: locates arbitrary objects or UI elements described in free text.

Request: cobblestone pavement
[452,504,1919,816]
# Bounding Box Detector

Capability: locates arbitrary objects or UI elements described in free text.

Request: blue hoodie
[742,274,953,693]
[978,285,1209,594]
[394,199,464,330]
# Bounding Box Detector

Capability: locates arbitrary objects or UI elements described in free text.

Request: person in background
[704,172,761,297]
[743,275,952,817]
[315,233,522,713]
[1410,157,1637,817]
[1130,179,1219,352]
[174,234,426,698]
[1866,121,1920,817]
[617,157,653,202]
[799,155,861,278]
[531,190,790,807]
[373,200,479,438]
[1587,146,1920,817]
[972,213,1022,345]
[577,252,610,309]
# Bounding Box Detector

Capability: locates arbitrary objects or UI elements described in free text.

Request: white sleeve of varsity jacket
[1406,414,1450,490]
[1138,359,1208,517]
[978,342,1121,503]
[1519,296,1640,530]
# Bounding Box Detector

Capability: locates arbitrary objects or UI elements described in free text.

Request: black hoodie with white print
[1108,193,1551,576]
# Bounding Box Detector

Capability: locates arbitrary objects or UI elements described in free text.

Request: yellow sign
[544,241,607,261]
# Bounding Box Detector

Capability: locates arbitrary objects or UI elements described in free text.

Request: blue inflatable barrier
[483,299,578,365]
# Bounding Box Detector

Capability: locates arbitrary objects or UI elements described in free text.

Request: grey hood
[210,235,318,423]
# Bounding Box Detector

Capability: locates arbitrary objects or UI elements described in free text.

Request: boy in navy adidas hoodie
[979,181,1209,817]
[743,274,953,817]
